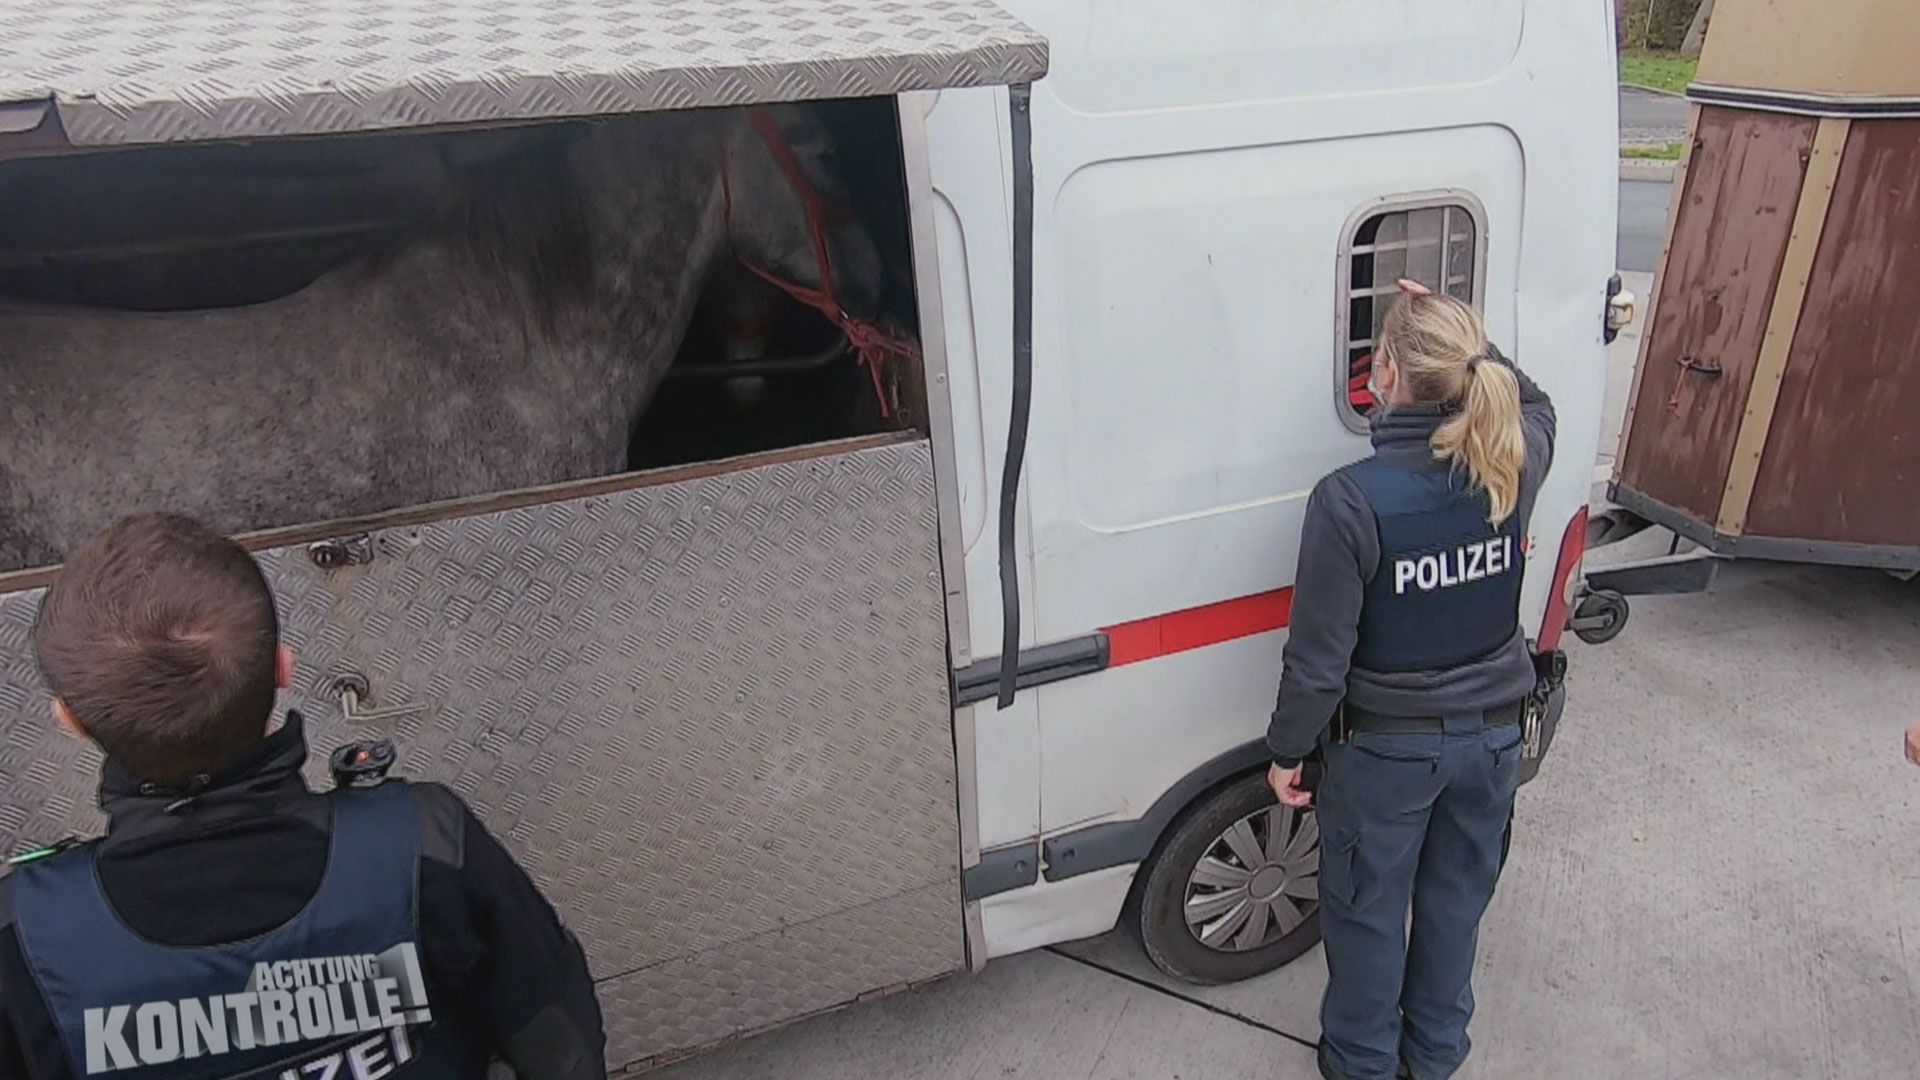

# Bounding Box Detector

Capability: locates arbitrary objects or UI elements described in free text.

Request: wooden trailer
[1604,0,1920,590]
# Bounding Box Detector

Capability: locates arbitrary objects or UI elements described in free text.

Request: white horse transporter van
[0,0,1619,1069]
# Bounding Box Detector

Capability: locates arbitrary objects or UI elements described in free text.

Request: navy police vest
[1344,455,1525,675]
[12,782,480,1080]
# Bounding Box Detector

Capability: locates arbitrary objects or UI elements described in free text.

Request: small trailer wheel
[1572,589,1630,645]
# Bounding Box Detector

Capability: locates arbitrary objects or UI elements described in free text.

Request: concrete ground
[657,563,1920,1080]
[658,265,1920,1077]
[658,564,1920,1080]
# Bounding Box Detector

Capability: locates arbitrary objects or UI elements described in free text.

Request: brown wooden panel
[1745,120,1920,547]
[1714,117,1850,535]
[1618,107,1816,521]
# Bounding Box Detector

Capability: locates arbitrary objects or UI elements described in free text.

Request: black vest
[1345,455,1525,675]
[12,782,485,1080]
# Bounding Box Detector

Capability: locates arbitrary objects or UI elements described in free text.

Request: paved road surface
[1620,86,1689,147]
[1618,180,1672,274]
[1617,83,1684,272]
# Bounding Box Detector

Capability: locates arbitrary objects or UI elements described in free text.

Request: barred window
[1341,202,1480,422]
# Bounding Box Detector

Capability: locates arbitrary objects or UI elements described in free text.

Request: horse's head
[712,104,885,323]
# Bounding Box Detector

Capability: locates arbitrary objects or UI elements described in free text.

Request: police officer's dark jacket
[1267,350,1557,765]
[0,714,607,1080]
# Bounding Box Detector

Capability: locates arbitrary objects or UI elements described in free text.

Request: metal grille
[0,0,1049,148]
[1340,202,1484,418]
[0,439,964,1067]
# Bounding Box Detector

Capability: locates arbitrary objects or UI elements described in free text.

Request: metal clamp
[1607,289,1636,334]
[332,673,426,725]
[1522,650,1567,761]
[1522,699,1544,760]
[1604,273,1636,344]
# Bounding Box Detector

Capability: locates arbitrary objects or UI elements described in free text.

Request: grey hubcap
[1183,804,1320,952]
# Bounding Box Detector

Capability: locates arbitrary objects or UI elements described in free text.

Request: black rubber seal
[995,84,1036,710]
[1687,84,1920,118]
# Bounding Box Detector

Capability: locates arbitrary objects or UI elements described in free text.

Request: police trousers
[1314,716,1523,1080]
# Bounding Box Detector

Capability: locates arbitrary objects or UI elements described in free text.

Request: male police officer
[0,513,606,1079]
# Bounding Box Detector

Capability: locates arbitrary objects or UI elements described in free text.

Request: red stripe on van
[1103,589,1294,667]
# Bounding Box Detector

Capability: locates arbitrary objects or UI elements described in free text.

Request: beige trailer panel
[1698,0,1920,98]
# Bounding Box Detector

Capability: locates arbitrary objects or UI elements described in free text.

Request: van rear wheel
[1129,772,1322,985]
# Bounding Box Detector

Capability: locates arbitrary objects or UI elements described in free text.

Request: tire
[1573,588,1630,645]
[1128,771,1322,985]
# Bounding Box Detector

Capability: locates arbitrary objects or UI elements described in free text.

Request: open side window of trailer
[0,0,1047,1069]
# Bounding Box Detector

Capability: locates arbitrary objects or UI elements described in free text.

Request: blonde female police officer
[1267,281,1553,1080]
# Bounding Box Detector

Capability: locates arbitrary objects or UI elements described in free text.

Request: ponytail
[1377,292,1527,525]
[1431,359,1525,525]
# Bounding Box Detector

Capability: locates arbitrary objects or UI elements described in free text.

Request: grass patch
[1620,51,1697,95]
[1622,142,1686,161]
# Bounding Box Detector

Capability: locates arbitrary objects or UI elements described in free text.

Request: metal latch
[308,534,374,569]
[1522,650,1568,761]
[332,672,426,725]
[1604,273,1636,344]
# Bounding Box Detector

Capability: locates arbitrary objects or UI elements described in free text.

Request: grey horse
[0,105,880,573]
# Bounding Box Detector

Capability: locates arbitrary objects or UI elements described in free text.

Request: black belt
[1341,700,1524,735]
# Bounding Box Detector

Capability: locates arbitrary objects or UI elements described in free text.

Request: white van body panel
[916,0,1618,954]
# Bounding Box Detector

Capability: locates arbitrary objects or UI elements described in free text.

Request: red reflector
[1536,506,1589,653]
[1104,589,1294,667]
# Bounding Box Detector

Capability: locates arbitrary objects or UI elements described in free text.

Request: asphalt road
[1617,83,1684,273]
[1619,179,1672,274]
[1619,86,1689,147]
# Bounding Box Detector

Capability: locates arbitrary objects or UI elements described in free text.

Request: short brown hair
[33,514,280,785]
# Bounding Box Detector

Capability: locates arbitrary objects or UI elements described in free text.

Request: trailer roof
[0,0,1048,150]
